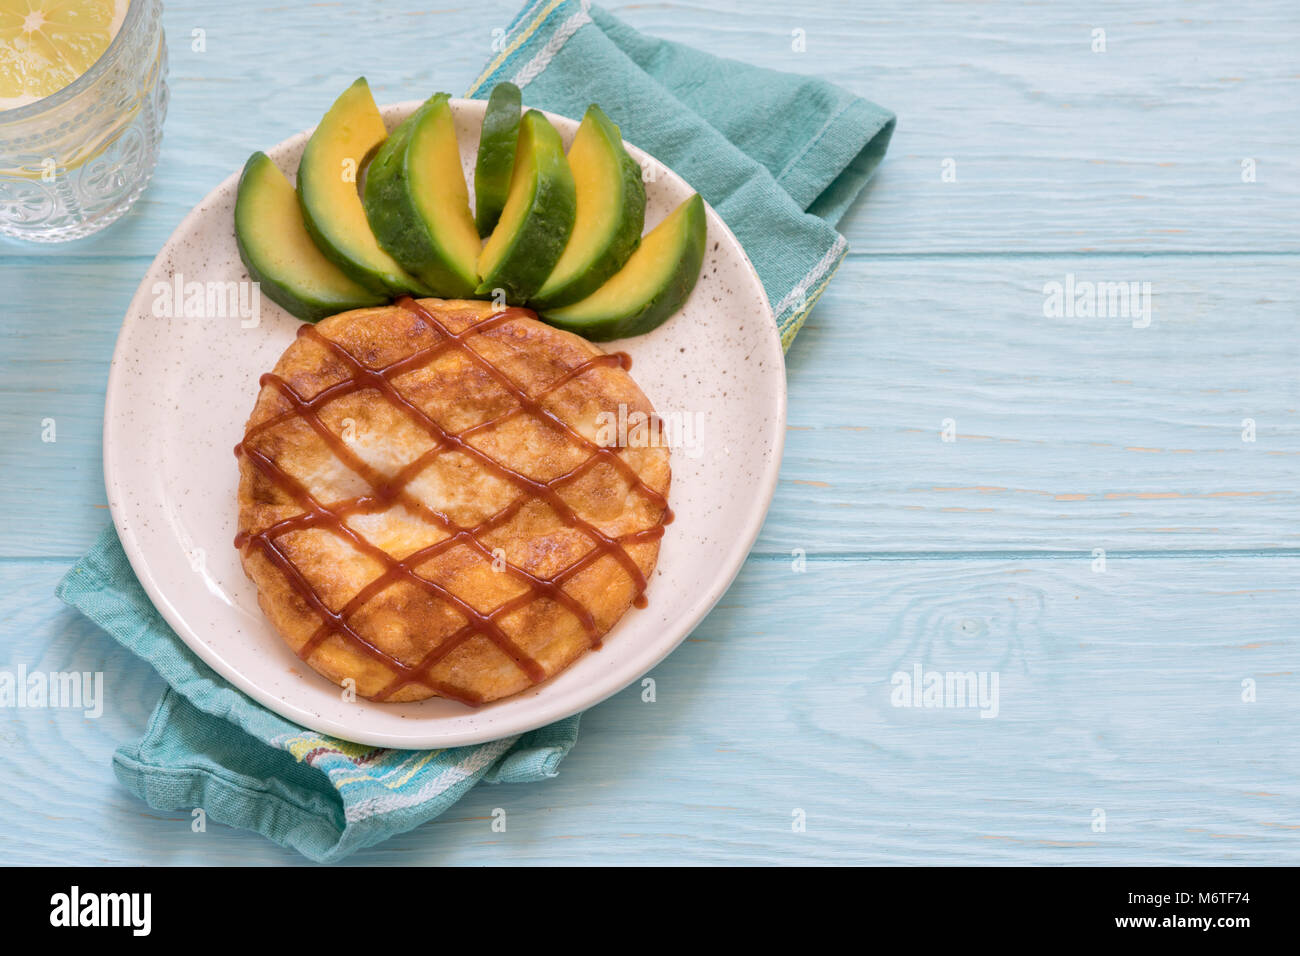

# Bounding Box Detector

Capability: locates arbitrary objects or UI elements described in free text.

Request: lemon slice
[0,0,129,111]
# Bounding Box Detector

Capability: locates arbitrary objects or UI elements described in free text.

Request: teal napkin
[57,526,580,863]
[471,0,895,349]
[56,1,893,863]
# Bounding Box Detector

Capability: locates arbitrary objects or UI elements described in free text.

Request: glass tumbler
[0,0,168,242]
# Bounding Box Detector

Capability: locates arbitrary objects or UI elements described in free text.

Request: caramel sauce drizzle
[234,298,671,705]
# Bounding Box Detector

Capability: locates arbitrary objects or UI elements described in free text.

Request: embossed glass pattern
[0,0,167,242]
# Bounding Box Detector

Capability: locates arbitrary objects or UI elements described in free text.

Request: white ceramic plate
[104,98,784,748]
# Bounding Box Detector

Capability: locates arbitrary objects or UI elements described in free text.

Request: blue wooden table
[2,0,1298,865]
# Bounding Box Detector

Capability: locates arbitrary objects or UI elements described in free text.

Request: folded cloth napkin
[56,0,893,863]
[472,0,895,348]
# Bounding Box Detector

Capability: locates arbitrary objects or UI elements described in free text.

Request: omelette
[234,297,671,705]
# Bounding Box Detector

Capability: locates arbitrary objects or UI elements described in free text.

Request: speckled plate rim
[103,98,785,749]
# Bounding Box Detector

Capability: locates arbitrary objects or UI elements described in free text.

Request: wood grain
[14,0,1299,259]
[3,558,1296,865]
[4,256,1295,556]
[772,255,1300,553]
[0,0,1297,865]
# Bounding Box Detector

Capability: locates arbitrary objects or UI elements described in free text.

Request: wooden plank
[3,556,1297,865]
[4,255,1295,556]
[2,0,1298,870]
[0,262,127,556]
[13,0,1299,260]
[767,254,1300,553]
[629,0,1300,254]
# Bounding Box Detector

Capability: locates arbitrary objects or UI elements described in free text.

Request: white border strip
[511,0,593,90]
[772,233,848,319]
[344,736,520,823]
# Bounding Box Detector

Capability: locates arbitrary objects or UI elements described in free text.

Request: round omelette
[234,297,671,705]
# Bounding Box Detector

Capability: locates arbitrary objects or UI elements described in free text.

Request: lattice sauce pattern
[235,298,672,705]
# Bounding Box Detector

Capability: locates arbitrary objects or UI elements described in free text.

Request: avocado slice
[297,77,430,296]
[235,152,386,322]
[476,109,575,303]
[362,93,481,297]
[541,193,707,341]
[529,105,646,310]
[473,82,521,237]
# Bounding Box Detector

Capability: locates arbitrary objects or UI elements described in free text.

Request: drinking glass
[0,0,168,242]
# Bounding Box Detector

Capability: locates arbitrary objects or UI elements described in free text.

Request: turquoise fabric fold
[56,1,892,863]
[469,0,895,348]
[57,525,579,863]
